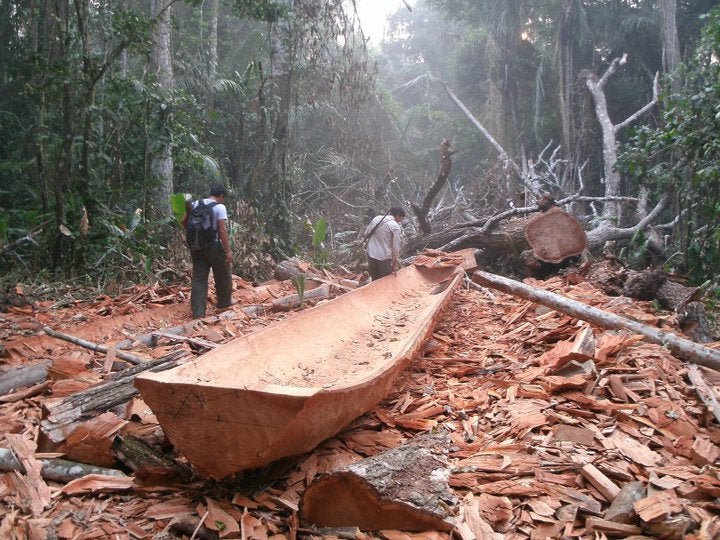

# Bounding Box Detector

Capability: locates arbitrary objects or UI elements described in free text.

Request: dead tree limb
[0,447,126,483]
[43,326,149,365]
[585,54,659,222]
[472,270,720,372]
[411,139,455,234]
[0,222,48,257]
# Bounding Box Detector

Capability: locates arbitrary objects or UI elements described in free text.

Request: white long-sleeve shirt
[365,215,402,261]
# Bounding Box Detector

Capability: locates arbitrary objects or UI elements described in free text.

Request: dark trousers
[368,256,393,281]
[190,244,232,317]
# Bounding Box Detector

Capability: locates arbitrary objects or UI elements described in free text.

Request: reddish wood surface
[135,264,463,478]
[524,207,587,262]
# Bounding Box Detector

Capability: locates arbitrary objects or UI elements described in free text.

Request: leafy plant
[291,274,306,307]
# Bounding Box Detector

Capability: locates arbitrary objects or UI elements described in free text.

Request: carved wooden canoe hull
[135,263,464,478]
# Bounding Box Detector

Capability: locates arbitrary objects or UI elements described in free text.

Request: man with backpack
[183,185,233,318]
[363,207,405,281]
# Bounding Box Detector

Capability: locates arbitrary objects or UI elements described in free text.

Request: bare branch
[615,72,660,133]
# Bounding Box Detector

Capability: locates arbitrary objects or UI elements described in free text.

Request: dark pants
[368,256,393,281]
[190,244,232,317]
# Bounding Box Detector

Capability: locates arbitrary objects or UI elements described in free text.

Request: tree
[618,7,720,283]
[147,0,175,223]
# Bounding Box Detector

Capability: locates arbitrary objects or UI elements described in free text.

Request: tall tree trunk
[585,56,659,228]
[263,0,294,256]
[659,0,681,93]
[147,0,174,222]
[207,0,218,88]
[49,0,74,267]
[32,0,50,213]
[557,0,580,194]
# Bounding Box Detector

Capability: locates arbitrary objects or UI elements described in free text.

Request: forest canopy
[1,0,720,289]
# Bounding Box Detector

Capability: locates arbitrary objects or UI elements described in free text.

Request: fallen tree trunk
[472,270,720,372]
[271,283,331,310]
[300,430,456,532]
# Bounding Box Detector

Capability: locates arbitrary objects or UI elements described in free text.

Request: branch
[615,71,660,133]
[472,270,720,372]
[43,326,150,365]
[0,222,48,257]
[597,53,627,89]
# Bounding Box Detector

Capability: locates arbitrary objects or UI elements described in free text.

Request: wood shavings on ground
[0,267,718,539]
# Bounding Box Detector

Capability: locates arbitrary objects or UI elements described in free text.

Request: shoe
[216,300,238,313]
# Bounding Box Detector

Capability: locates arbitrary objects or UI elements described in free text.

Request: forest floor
[0,258,719,539]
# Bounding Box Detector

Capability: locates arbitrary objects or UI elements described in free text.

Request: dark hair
[389,207,405,218]
[209,185,227,197]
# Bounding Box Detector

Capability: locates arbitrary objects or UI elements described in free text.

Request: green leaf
[171,193,190,226]
[312,218,327,248]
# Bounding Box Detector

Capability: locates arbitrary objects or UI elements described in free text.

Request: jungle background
[2,0,720,300]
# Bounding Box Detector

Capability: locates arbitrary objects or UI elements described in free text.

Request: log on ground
[472,270,720,372]
[300,430,456,532]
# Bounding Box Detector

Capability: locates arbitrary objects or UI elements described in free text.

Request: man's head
[209,185,227,202]
[389,207,406,222]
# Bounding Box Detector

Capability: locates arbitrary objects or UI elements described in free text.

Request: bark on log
[111,435,193,481]
[41,351,187,445]
[0,360,51,397]
[0,447,126,483]
[300,430,456,532]
[472,270,720,372]
[43,326,149,365]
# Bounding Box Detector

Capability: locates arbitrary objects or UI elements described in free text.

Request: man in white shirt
[364,207,405,281]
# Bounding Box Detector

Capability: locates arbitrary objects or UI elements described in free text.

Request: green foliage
[617,7,720,284]
[311,217,327,248]
[232,0,289,22]
[170,194,190,226]
[0,212,8,243]
[291,274,306,307]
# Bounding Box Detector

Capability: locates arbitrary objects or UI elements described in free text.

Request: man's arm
[217,219,232,264]
[390,223,402,271]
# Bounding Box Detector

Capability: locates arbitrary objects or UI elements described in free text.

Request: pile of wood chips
[0,265,719,540]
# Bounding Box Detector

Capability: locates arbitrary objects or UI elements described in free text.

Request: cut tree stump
[524,206,587,263]
[300,430,456,532]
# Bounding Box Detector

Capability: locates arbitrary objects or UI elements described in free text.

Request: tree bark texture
[659,0,681,91]
[41,351,187,445]
[0,361,51,397]
[300,430,455,532]
[0,448,126,483]
[148,0,174,222]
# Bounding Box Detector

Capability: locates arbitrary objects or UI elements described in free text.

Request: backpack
[186,200,219,251]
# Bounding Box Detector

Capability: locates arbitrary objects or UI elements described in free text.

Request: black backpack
[186,200,219,251]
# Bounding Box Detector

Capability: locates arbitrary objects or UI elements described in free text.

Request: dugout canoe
[134,253,472,478]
